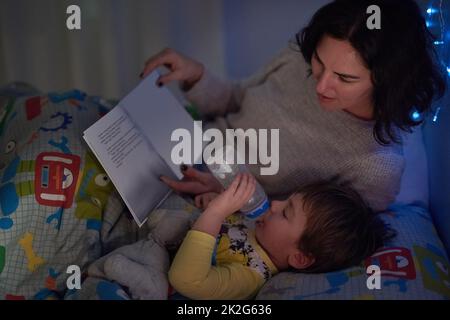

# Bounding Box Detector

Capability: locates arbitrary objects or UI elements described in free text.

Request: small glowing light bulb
[411,111,421,121]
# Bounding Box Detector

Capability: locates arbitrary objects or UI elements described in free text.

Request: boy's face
[255,193,308,268]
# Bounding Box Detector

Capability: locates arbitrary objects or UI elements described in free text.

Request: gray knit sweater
[184,45,405,212]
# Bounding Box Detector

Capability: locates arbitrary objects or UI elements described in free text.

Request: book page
[83,105,175,226]
[119,72,203,176]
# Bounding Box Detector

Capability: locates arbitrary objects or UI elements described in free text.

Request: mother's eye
[339,76,353,83]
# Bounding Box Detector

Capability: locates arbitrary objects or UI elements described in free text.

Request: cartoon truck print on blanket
[0,150,114,231]
[0,92,115,231]
[0,151,81,230]
[0,93,115,230]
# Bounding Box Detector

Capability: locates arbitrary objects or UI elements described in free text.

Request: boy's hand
[191,174,256,237]
[194,192,219,210]
[204,173,256,219]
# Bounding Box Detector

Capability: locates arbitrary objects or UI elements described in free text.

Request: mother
[141,0,445,212]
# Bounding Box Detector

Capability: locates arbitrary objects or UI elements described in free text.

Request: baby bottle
[206,145,270,219]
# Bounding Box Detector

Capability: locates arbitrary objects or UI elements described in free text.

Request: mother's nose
[315,72,333,94]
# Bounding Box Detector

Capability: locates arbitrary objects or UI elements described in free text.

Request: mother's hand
[160,165,223,196]
[140,48,204,91]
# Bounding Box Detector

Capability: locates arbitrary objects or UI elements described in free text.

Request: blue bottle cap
[243,198,270,219]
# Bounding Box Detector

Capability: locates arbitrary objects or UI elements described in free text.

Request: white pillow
[395,125,429,207]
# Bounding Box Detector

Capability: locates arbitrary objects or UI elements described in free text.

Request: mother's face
[311,35,374,117]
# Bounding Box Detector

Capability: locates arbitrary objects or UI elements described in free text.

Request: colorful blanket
[0,84,171,299]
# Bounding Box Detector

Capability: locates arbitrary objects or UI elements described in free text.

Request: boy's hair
[295,180,395,273]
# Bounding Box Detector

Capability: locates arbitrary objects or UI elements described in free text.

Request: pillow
[423,106,450,257]
[394,126,429,208]
[256,204,450,300]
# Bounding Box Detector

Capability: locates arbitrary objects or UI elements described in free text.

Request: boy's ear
[288,250,315,270]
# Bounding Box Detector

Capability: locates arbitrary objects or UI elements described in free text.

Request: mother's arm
[182,46,301,118]
[141,45,305,119]
[341,152,405,212]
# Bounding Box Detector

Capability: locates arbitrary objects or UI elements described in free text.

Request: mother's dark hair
[297,0,446,145]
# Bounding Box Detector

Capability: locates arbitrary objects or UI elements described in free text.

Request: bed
[0,82,448,300]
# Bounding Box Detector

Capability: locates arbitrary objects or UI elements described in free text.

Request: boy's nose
[271,200,282,209]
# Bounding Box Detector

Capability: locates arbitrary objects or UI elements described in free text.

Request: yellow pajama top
[168,221,278,300]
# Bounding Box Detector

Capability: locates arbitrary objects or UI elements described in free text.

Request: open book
[83,71,202,226]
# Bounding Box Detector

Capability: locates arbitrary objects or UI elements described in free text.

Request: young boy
[80,173,392,300]
[168,173,392,300]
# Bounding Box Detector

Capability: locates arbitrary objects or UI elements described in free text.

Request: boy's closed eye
[283,199,294,220]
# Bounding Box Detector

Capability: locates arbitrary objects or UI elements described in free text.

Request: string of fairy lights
[425,0,448,122]
[410,0,448,123]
